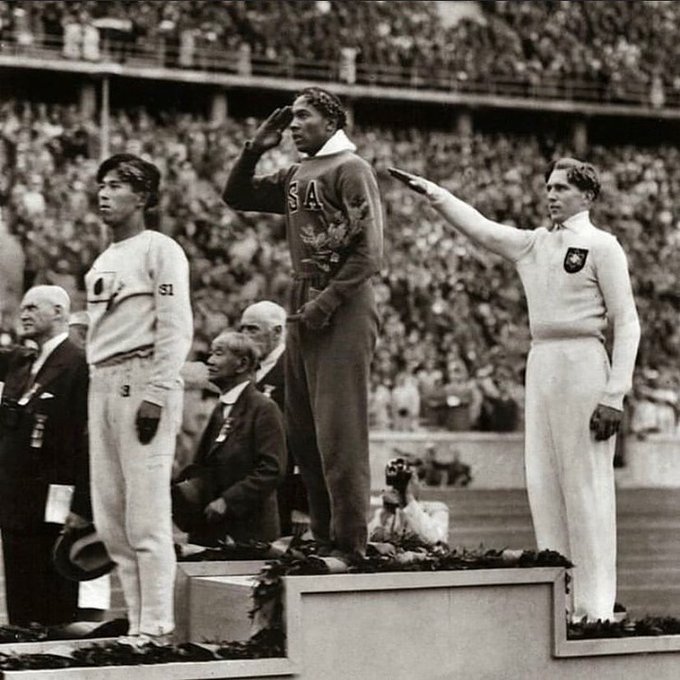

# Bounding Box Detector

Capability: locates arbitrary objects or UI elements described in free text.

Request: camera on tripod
[385,457,413,494]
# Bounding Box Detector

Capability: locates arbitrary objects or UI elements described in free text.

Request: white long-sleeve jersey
[425,183,640,410]
[85,230,193,406]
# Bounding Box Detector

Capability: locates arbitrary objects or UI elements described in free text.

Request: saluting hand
[589,404,623,441]
[250,106,294,154]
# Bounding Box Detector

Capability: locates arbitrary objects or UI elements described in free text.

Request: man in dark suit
[172,331,286,547]
[0,285,91,626]
[239,301,310,537]
[239,301,286,411]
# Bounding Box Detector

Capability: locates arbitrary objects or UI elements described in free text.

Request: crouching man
[368,458,449,547]
[172,332,286,546]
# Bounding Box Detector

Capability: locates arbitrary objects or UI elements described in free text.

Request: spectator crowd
[0,1,679,105]
[0,97,679,434]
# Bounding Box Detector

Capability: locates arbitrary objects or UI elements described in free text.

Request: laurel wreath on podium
[0,544,679,669]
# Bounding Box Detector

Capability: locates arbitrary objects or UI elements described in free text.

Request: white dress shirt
[219,379,251,419]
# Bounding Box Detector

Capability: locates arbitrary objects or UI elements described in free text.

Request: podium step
[189,575,257,644]
[173,561,268,643]
[2,566,680,678]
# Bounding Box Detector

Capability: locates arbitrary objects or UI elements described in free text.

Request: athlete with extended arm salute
[390,159,640,622]
[223,88,383,561]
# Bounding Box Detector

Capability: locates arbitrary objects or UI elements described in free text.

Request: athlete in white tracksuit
[391,159,640,622]
[86,154,193,640]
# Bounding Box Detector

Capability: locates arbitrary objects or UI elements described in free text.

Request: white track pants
[89,357,182,635]
[525,338,616,621]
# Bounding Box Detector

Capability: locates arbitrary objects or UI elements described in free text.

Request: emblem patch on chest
[563,247,589,273]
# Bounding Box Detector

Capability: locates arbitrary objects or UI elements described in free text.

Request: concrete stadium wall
[178,389,680,491]
[369,432,680,490]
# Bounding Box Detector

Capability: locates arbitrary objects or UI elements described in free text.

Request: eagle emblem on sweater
[563,247,588,274]
[299,196,369,273]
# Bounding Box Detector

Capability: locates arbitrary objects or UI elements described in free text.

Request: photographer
[368,458,449,547]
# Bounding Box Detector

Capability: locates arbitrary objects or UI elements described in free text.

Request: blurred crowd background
[0,0,679,104]
[0,1,678,437]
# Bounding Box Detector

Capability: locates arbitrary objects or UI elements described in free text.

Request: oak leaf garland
[299,195,370,273]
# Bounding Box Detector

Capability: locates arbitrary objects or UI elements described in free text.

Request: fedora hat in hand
[53,524,115,582]
[172,475,215,533]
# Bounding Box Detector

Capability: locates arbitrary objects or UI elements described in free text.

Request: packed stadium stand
[1,1,679,435]
[1,0,679,106]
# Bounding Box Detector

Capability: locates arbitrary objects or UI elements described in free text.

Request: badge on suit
[172,382,286,547]
[0,339,91,626]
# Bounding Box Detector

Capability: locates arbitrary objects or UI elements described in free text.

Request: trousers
[525,338,616,621]
[286,282,378,555]
[88,356,182,635]
[2,525,78,626]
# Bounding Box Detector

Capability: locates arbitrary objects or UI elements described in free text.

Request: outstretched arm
[389,167,534,262]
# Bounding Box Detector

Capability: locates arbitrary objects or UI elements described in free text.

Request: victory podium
[2,559,680,679]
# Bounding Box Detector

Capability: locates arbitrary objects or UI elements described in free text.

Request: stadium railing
[0,31,676,109]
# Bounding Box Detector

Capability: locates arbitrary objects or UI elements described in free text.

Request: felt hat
[53,525,115,582]
[171,476,215,534]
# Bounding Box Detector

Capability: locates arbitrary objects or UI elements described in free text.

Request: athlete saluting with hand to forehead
[224,89,384,564]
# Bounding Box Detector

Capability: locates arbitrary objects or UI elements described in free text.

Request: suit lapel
[256,354,284,404]
[3,356,35,400]
[257,354,283,388]
[29,340,73,399]
[206,383,252,457]
[196,404,222,455]
[225,384,251,424]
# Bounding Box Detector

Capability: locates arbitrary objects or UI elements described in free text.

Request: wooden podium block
[4,567,680,678]
[189,575,256,644]
[174,560,267,643]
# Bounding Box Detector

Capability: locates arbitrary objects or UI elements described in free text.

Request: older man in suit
[172,331,286,546]
[239,301,286,411]
[239,301,309,536]
[0,285,90,626]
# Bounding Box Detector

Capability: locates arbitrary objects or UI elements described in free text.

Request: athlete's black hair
[544,157,601,200]
[96,154,161,208]
[293,87,347,130]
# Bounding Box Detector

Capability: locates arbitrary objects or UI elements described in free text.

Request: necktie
[215,408,234,443]
[17,351,38,403]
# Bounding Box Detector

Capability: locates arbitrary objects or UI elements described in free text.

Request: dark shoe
[613,602,628,623]
[84,618,129,639]
[315,541,335,557]
[307,554,351,573]
[308,548,365,573]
